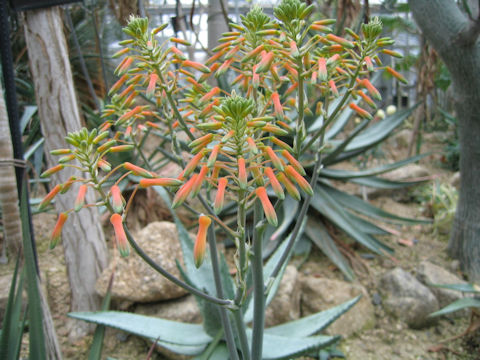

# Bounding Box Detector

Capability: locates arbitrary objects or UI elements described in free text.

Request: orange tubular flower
[50,212,68,249]
[199,87,221,104]
[281,150,306,175]
[385,66,408,84]
[357,90,376,108]
[265,167,284,200]
[238,158,248,190]
[360,79,382,101]
[329,80,339,97]
[256,51,275,73]
[40,164,64,178]
[180,150,206,178]
[182,60,211,74]
[38,184,63,211]
[124,162,154,178]
[326,33,354,49]
[214,177,228,214]
[98,158,111,172]
[318,58,328,81]
[246,137,258,154]
[207,144,221,168]
[192,166,209,196]
[271,92,284,120]
[172,174,198,208]
[111,185,124,213]
[139,178,183,188]
[74,184,88,212]
[264,146,284,172]
[277,172,300,201]
[110,213,129,257]
[109,74,129,95]
[194,215,211,268]
[146,73,159,98]
[364,56,374,72]
[285,166,313,196]
[255,187,278,226]
[349,103,373,120]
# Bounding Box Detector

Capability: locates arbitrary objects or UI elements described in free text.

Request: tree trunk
[208,0,229,52]
[0,79,22,262]
[23,6,108,339]
[409,0,480,282]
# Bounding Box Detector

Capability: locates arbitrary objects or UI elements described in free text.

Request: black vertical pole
[0,1,39,269]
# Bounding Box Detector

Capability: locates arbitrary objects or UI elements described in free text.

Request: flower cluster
[43,3,405,269]
[40,128,181,255]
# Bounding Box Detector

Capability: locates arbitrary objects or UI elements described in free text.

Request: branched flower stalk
[41,1,405,358]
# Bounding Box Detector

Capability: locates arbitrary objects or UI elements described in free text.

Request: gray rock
[379,267,439,328]
[135,294,202,324]
[416,261,467,312]
[265,265,301,327]
[300,276,375,336]
[96,221,188,302]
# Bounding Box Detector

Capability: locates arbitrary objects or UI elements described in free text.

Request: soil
[2,127,478,359]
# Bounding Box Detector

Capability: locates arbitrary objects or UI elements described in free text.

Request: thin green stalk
[236,189,248,301]
[124,226,233,307]
[156,71,195,141]
[301,89,351,153]
[294,57,305,157]
[232,308,251,360]
[206,225,240,360]
[301,53,366,154]
[250,198,265,360]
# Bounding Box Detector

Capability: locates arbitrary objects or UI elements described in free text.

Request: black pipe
[0,2,39,270]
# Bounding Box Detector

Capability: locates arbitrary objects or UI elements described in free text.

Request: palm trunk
[24,6,109,339]
[0,80,22,262]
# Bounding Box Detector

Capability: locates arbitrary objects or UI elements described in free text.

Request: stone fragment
[379,267,439,328]
[135,294,202,324]
[300,276,375,336]
[416,261,467,314]
[265,265,301,327]
[96,221,188,302]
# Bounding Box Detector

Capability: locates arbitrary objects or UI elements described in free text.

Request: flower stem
[250,198,265,360]
[232,306,251,360]
[207,225,240,360]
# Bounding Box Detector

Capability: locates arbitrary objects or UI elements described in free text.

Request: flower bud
[194,215,211,268]
[110,214,129,257]
[255,187,278,226]
[50,212,68,249]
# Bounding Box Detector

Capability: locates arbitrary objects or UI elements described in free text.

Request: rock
[416,261,467,313]
[379,267,439,328]
[135,294,202,324]
[265,265,301,327]
[96,221,188,302]
[383,164,429,181]
[300,276,375,336]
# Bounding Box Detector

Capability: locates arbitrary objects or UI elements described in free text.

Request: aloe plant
[40,1,417,358]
